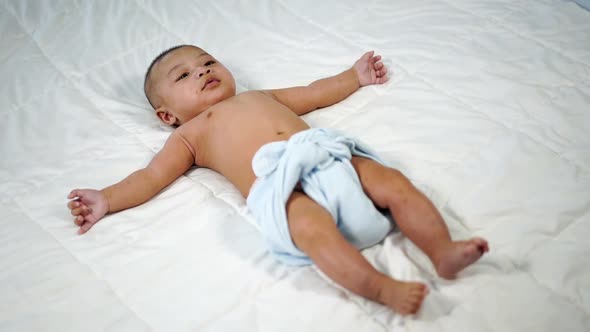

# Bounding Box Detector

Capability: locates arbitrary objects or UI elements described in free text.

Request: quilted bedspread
[1,0,589,331]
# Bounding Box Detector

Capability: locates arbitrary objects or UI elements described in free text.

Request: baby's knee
[383,168,416,203]
[386,168,411,187]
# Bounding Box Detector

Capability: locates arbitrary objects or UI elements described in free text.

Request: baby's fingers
[363,50,375,60]
[67,199,84,210]
[376,74,389,84]
[78,220,97,234]
[70,204,92,218]
[74,215,84,226]
[376,66,387,77]
[68,189,84,200]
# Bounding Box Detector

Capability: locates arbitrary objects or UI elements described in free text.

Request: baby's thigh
[285,190,338,249]
[350,156,412,209]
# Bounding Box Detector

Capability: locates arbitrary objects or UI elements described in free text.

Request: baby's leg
[287,190,428,315]
[351,157,489,279]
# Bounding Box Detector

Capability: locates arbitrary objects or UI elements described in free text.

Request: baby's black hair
[144,44,192,109]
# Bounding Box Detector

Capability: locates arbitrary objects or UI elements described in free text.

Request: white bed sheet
[1,0,589,331]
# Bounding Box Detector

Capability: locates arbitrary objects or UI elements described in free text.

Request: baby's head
[144,45,236,126]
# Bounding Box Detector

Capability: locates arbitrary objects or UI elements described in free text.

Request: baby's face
[150,46,236,125]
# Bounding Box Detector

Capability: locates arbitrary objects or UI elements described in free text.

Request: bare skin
[67,45,489,315]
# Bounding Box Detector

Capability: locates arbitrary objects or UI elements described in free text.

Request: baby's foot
[435,237,489,279]
[377,279,429,315]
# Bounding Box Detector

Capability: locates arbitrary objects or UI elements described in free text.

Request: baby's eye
[176,72,189,82]
[204,60,215,66]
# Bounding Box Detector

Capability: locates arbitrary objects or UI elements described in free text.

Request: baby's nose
[198,69,211,78]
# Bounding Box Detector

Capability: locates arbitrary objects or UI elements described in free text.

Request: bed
[1,0,589,331]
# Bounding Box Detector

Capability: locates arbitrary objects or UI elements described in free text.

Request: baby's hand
[353,51,388,87]
[67,189,109,234]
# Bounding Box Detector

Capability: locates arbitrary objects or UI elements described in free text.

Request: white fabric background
[1,1,589,331]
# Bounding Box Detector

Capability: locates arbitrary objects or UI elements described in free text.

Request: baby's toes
[408,285,427,312]
[407,298,422,314]
[470,237,489,253]
[411,283,428,296]
[399,302,416,315]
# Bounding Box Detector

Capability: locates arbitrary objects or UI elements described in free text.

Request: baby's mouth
[202,77,220,90]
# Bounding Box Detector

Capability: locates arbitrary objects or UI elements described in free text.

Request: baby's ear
[156,107,177,126]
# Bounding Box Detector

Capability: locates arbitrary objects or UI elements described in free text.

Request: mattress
[1,0,589,331]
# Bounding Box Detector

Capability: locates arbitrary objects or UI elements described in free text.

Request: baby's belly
[205,125,310,197]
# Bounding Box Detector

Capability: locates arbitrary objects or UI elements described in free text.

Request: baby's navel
[276,131,284,135]
[206,112,212,119]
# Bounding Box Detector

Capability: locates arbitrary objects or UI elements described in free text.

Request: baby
[67,45,489,315]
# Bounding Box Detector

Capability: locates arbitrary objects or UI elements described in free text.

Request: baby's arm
[67,131,194,234]
[265,51,388,115]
